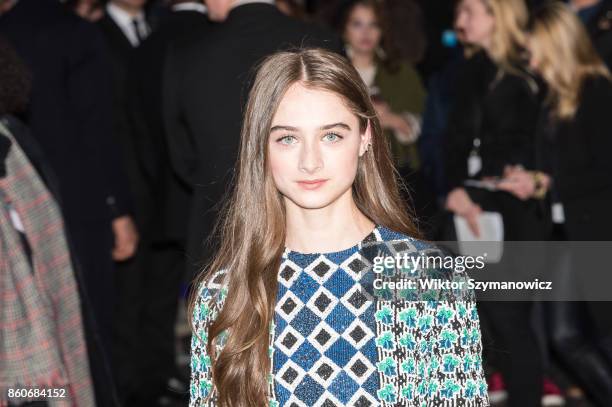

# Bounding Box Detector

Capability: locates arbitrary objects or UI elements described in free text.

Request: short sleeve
[189,270,228,406]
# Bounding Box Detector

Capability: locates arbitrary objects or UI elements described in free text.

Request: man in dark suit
[97,1,164,405]
[131,0,208,253]
[122,1,211,405]
[163,0,343,280]
[98,1,152,232]
[0,1,139,406]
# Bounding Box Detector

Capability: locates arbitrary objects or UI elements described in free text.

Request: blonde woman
[443,0,549,406]
[499,5,612,405]
[503,1,612,241]
[188,48,489,406]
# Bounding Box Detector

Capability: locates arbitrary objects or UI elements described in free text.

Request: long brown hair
[187,48,419,406]
[527,2,610,119]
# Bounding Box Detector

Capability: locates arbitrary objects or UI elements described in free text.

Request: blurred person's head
[0,36,31,116]
[527,2,609,119]
[341,0,384,57]
[340,0,401,71]
[111,0,147,14]
[187,47,417,406]
[0,0,16,14]
[455,0,528,69]
[276,0,305,19]
[68,0,104,22]
[204,0,233,21]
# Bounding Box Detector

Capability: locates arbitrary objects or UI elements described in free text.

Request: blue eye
[277,135,297,145]
[323,133,343,142]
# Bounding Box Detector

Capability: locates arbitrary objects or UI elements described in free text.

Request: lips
[359,39,374,48]
[297,179,328,190]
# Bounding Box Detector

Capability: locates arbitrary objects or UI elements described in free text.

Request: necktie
[131,18,144,45]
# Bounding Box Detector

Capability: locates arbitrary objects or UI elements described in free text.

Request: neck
[571,0,601,10]
[284,190,375,254]
[350,49,376,69]
[111,1,142,17]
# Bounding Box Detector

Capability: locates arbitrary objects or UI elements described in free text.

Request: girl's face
[344,5,382,55]
[267,83,370,211]
[455,0,496,49]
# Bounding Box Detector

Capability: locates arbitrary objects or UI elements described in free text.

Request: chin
[208,10,229,22]
[355,44,374,54]
[287,194,337,210]
[281,184,347,210]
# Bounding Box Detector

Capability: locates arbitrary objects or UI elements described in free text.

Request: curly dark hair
[338,0,401,73]
[0,35,31,115]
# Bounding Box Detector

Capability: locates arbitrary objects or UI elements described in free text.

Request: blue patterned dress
[190,225,489,406]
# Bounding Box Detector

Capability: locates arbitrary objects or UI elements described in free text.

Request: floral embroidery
[189,227,489,406]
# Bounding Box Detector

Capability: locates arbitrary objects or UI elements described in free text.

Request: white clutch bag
[453,211,504,263]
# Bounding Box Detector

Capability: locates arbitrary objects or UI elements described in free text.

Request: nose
[298,139,323,174]
[455,14,466,30]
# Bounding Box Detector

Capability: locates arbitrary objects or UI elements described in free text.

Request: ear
[358,119,373,157]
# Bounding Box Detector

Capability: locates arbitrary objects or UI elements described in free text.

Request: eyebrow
[270,122,352,132]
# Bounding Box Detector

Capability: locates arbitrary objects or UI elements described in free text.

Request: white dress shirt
[106,2,150,47]
[171,2,208,14]
[231,0,275,9]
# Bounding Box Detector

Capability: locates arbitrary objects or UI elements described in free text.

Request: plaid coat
[0,122,94,407]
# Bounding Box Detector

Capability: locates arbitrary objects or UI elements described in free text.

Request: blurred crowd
[1,0,612,406]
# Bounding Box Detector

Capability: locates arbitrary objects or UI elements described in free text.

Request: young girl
[188,48,488,406]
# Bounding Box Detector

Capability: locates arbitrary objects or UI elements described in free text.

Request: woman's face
[455,0,496,49]
[267,83,370,211]
[344,5,382,55]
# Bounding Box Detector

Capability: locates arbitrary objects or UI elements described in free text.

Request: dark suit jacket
[162,3,343,274]
[536,75,612,240]
[129,9,211,243]
[98,13,155,230]
[0,0,130,226]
